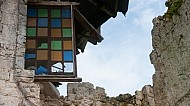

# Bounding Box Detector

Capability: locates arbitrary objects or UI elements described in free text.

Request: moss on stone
[164,0,183,18]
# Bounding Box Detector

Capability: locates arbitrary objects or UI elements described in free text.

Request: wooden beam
[88,0,116,17]
[34,75,82,82]
[114,0,118,13]
[27,1,80,6]
[74,8,104,43]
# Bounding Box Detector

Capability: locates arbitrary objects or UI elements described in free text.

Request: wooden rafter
[27,0,79,6]
[114,0,118,13]
[74,8,104,43]
[88,0,117,17]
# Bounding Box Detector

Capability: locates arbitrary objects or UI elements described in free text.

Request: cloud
[133,9,155,31]
[58,0,166,97]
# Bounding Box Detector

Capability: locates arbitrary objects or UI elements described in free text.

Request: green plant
[164,0,183,18]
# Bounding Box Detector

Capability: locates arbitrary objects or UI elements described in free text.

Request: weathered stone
[151,0,190,105]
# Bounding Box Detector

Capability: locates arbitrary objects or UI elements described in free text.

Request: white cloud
[133,9,155,31]
[58,0,166,97]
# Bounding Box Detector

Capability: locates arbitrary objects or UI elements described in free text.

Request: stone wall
[64,82,155,106]
[0,0,41,105]
[150,0,190,105]
[1,0,190,106]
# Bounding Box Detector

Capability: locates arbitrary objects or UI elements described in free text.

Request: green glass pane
[63,28,72,37]
[27,28,36,36]
[51,41,62,50]
[51,10,60,18]
[38,9,48,17]
[38,43,48,49]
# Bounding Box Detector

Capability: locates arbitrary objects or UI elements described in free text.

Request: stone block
[1,12,18,25]
[1,2,18,14]
[0,95,21,106]
[2,24,17,44]
[18,15,27,26]
[19,4,27,16]
[15,56,25,69]
[16,44,25,56]
[17,82,40,99]
[0,68,10,81]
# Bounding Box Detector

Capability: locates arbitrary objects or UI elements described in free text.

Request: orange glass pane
[38,28,48,36]
[63,41,72,50]
[51,51,62,61]
[26,40,36,49]
[62,19,71,27]
[27,18,36,26]
[51,29,61,37]
[37,50,48,60]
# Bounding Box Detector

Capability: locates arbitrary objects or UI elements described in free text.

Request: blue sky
[59,0,166,96]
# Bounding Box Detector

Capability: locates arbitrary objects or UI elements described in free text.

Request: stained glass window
[25,5,75,75]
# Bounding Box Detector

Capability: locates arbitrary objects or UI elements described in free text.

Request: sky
[58,0,167,96]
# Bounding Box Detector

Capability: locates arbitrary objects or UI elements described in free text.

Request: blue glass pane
[64,51,73,61]
[35,66,48,75]
[51,19,61,27]
[62,9,71,18]
[38,18,48,27]
[25,54,36,59]
[28,8,37,17]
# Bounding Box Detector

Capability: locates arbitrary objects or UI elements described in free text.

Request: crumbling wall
[64,82,155,106]
[150,0,190,105]
[0,0,42,105]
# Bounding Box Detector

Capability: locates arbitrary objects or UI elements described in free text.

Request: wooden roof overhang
[26,0,129,82]
[27,0,129,53]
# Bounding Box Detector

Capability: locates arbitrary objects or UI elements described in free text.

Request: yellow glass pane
[37,50,48,60]
[63,41,72,50]
[27,18,36,26]
[51,29,61,37]
[26,40,36,49]
[51,51,62,61]
[62,19,71,27]
[38,28,48,36]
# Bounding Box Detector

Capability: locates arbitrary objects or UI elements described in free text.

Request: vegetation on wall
[164,0,183,18]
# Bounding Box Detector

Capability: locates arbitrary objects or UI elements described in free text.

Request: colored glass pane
[38,18,48,27]
[25,54,36,59]
[63,41,72,50]
[51,10,61,18]
[51,19,61,27]
[51,41,62,50]
[62,9,71,18]
[38,28,48,36]
[27,28,36,36]
[38,9,48,17]
[27,8,37,17]
[26,40,36,49]
[62,19,71,27]
[63,28,72,37]
[38,43,48,49]
[27,18,36,26]
[51,51,62,61]
[37,50,48,60]
[64,51,73,61]
[51,62,63,72]
[51,29,61,37]
[64,63,73,72]
[35,66,48,75]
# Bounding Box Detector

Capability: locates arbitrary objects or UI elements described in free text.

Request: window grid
[25,5,75,75]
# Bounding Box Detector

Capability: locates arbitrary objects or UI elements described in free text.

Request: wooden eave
[27,1,79,6]
[74,8,104,44]
[87,0,117,17]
